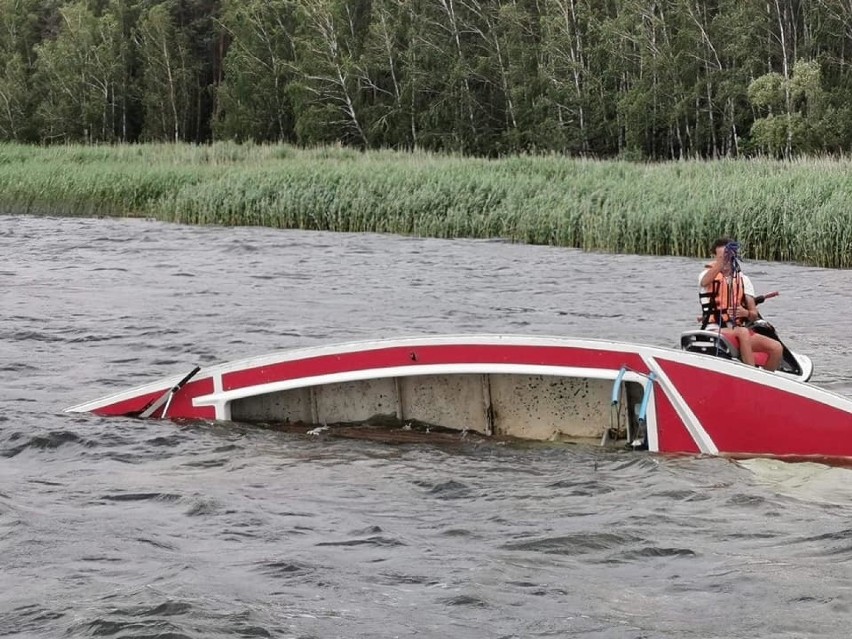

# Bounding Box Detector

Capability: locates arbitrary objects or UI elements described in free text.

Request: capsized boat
[66,335,852,461]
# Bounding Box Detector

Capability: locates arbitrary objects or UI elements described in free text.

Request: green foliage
[32,1,126,142]
[0,53,33,140]
[215,0,298,142]
[748,73,785,112]
[748,59,831,156]
[134,2,198,142]
[790,60,823,116]
[4,1,852,156]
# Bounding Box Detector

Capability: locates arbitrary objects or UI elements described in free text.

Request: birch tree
[34,1,124,142]
[356,0,413,147]
[215,0,297,141]
[134,2,198,142]
[461,0,543,150]
[541,0,594,153]
[0,53,29,140]
[290,0,369,146]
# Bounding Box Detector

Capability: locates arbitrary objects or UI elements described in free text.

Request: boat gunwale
[65,333,852,415]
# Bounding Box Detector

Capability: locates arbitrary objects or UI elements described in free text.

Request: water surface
[2,215,851,638]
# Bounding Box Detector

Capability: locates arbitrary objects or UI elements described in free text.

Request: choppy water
[2,215,852,638]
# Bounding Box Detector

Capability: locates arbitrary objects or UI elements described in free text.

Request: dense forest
[1,0,851,158]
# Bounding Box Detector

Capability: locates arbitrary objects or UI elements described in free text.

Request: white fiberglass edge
[644,355,718,455]
[643,390,659,454]
[193,363,649,423]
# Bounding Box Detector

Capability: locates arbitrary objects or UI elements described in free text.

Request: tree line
[1,0,851,158]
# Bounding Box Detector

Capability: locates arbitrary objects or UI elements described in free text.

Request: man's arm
[742,295,759,322]
[741,275,758,321]
[699,257,723,288]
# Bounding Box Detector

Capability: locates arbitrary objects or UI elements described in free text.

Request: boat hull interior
[231,373,643,443]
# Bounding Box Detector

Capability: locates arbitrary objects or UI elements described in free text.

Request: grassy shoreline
[1,143,850,268]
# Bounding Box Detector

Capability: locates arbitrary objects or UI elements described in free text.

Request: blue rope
[725,241,741,277]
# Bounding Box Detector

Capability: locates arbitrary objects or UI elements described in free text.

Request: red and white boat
[66,335,852,462]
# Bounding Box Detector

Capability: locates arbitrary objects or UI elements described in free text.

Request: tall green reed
[0,143,849,268]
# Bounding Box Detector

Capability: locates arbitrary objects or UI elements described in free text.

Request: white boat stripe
[192,363,649,408]
[643,355,718,455]
[644,389,660,454]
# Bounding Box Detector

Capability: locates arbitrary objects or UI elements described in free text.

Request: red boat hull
[66,336,852,461]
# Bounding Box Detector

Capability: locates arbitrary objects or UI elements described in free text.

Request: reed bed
[1,143,850,268]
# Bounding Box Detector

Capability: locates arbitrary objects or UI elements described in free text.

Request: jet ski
[680,291,813,382]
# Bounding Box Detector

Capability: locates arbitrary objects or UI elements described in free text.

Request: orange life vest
[700,271,746,328]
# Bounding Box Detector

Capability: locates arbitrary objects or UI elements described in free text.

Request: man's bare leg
[723,327,755,365]
[751,333,783,371]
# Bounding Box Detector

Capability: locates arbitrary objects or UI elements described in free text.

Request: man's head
[710,236,733,258]
[710,237,741,274]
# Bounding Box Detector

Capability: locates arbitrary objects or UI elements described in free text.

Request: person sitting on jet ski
[698,237,783,371]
